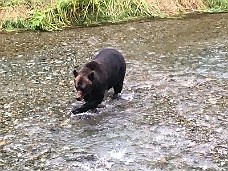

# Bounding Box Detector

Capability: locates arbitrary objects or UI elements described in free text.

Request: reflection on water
[0,13,228,170]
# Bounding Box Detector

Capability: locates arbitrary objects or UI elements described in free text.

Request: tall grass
[1,0,228,31]
[33,0,153,31]
[2,18,27,31]
[204,0,228,12]
[0,0,159,31]
[97,0,153,21]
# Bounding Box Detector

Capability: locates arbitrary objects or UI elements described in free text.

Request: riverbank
[0,0,228,31]
[1,12,228,170]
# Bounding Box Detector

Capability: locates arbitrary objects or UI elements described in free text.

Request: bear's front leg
[72,91,104,114]
[71,101,98,114]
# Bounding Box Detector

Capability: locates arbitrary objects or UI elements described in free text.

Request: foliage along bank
[0,0,228,31]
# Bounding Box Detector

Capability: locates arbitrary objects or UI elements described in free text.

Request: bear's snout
[76,91,83,101]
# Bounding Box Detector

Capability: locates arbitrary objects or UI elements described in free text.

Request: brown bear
[72,48,126,114]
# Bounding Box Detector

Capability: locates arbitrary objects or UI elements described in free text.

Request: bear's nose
[76,91,83,101]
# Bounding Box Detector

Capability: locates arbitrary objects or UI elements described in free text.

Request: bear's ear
[73,69,78,78]
[88,71,95,81]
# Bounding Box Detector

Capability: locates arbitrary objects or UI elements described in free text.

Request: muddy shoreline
[1,13,227,58]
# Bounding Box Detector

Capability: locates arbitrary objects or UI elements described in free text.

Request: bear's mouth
[76,96,83,101]
[76,91,84,101]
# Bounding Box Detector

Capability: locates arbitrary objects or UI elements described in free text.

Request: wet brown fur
[72,48,126,114]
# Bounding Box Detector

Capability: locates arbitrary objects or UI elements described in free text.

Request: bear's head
[73,69,95,101]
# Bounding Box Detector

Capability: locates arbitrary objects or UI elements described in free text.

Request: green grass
[1,0,228,31]
[0,0,20,7]
[2,18,27,31]
[0,0,54,7]
[32,0,154,31]
[204,0,228,12]
[1,11,47,31]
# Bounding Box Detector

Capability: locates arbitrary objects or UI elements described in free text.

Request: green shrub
[204,0,228,12]
[2,18,27,31]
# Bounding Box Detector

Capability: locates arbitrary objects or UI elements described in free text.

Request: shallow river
[0,13,228,171]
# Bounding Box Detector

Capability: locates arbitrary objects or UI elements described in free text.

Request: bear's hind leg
[113,82,123,96]
[113,67,125,96]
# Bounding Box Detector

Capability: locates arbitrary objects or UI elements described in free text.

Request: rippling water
[0,13,228,171]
